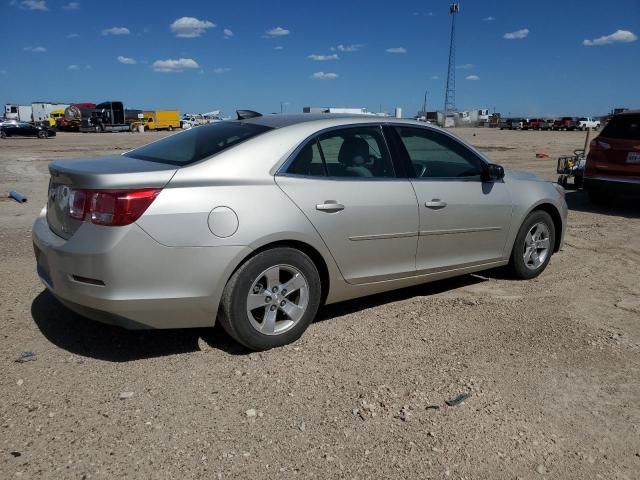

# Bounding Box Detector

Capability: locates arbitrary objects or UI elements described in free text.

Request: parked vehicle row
[499,117,602,131]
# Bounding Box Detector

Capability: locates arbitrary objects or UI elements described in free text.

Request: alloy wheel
[523,222,551,270]
[246,264,309,335]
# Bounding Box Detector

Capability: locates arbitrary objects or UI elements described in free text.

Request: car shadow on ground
[31,290,248,361]
[565,190,640,218]
[32,275,487,362]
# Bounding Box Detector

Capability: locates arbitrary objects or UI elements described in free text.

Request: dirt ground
[1,128,639,479]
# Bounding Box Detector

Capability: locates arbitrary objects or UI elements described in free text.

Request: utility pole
[423,90,428,114]
[443,3,460,124]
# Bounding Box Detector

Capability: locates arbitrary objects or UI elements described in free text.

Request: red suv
[584,110,640,203]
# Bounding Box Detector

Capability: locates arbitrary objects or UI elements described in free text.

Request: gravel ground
[1,129,639,479]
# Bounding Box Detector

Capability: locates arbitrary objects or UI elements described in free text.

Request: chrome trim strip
[419,226,502,236]
[349,231,419,241]
[586,176,640,185]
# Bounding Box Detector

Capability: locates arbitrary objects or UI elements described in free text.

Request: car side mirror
[483,163,505,182]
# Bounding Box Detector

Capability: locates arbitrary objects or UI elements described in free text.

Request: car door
[387,126,512,274]
[276,125,419,285]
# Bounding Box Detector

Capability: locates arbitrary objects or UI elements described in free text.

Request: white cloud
[466,75,480,81]
[337,44,363,52]
[213,67,231,74]
[63,2,79,9]
[386,47,407,54]
[102,27,130,36]
[0,70,8,75]
[312,71,338,80]
[583,29,637,46]
[117,56,136,65]
[273,46,284,50]
[19,0,47,10]
[24,46,46,53]
[67,64,79,70]
[170,17,216,38]
[152,58,199,72]
[504,28,529,40]
[223,28,233,38]
[266,26,289,37]
[308,54,339,61]
[431,75,440,80]
[66,33,79,38]
[456,63,473,69]
[483,16,496,21]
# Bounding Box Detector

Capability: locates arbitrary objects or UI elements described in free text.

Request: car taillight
[67,188,161,226]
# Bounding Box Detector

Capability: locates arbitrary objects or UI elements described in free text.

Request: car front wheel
[508,211,555,280]
[37,130,48,139]
[0,131,6,139]
[219,247,322,351]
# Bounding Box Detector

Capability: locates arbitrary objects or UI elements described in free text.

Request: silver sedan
[32,114,567,350]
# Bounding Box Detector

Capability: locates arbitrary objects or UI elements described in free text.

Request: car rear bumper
[583,176,640,196]
[32,209,250,329]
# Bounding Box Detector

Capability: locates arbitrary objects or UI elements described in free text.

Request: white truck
[577,117,601,130]
[32,102,70,124]
[4,104,33,122]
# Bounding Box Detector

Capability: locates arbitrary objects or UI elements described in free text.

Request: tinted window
[601,115,640,140]
[395,127,484,179]
[287,140,326,176]
[318,127,395,178]
[125,122,273,166]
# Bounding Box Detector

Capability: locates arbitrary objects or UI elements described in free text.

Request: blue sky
[2,0,639,117]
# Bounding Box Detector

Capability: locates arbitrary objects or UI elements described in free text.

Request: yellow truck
[134,110,181,131]
[48,108,66,128]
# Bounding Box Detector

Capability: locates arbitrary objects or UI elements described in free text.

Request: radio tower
[443,3,460,121]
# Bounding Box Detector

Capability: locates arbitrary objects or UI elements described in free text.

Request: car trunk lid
[47,155,177,239]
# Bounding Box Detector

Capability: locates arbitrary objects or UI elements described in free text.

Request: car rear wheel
[508,211,555,280]
[37,130,48,139]
[219,247,322,351]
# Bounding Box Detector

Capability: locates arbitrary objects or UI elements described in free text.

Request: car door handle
[425,199,447,209]
[316,201,345,213]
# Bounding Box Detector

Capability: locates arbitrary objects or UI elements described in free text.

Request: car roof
[615,109,640,116]
[242,113,426,129]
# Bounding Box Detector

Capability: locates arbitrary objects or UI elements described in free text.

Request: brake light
[67,188,161,226]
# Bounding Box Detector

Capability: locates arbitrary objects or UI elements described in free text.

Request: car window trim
[278,123,403,181]
[390,125,488,181]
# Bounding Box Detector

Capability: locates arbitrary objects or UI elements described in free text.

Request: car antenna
[236,110,262,120]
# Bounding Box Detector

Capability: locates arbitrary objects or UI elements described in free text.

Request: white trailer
[32,102,70,123]
[4,104,33,122]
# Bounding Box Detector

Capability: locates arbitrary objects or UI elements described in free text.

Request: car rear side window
[286,126,396,178]
[601,115,640,140]
[394,127,484,179]
[287,139,327,176]
[124,122,273,166]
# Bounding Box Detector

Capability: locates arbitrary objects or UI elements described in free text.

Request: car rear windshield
[124,122,273,165]
[601,114,640,140]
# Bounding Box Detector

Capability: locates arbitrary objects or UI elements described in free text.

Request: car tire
[219,247,322,351]
[0,131,6,139]
[37,130,48,139]
[508,210,555,280]
[168,126,173,131]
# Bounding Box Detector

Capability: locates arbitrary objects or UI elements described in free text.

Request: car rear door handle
[425,199,447,209]
[316,201,345,213]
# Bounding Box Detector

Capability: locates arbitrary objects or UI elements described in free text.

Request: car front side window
[394,127,484,180]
